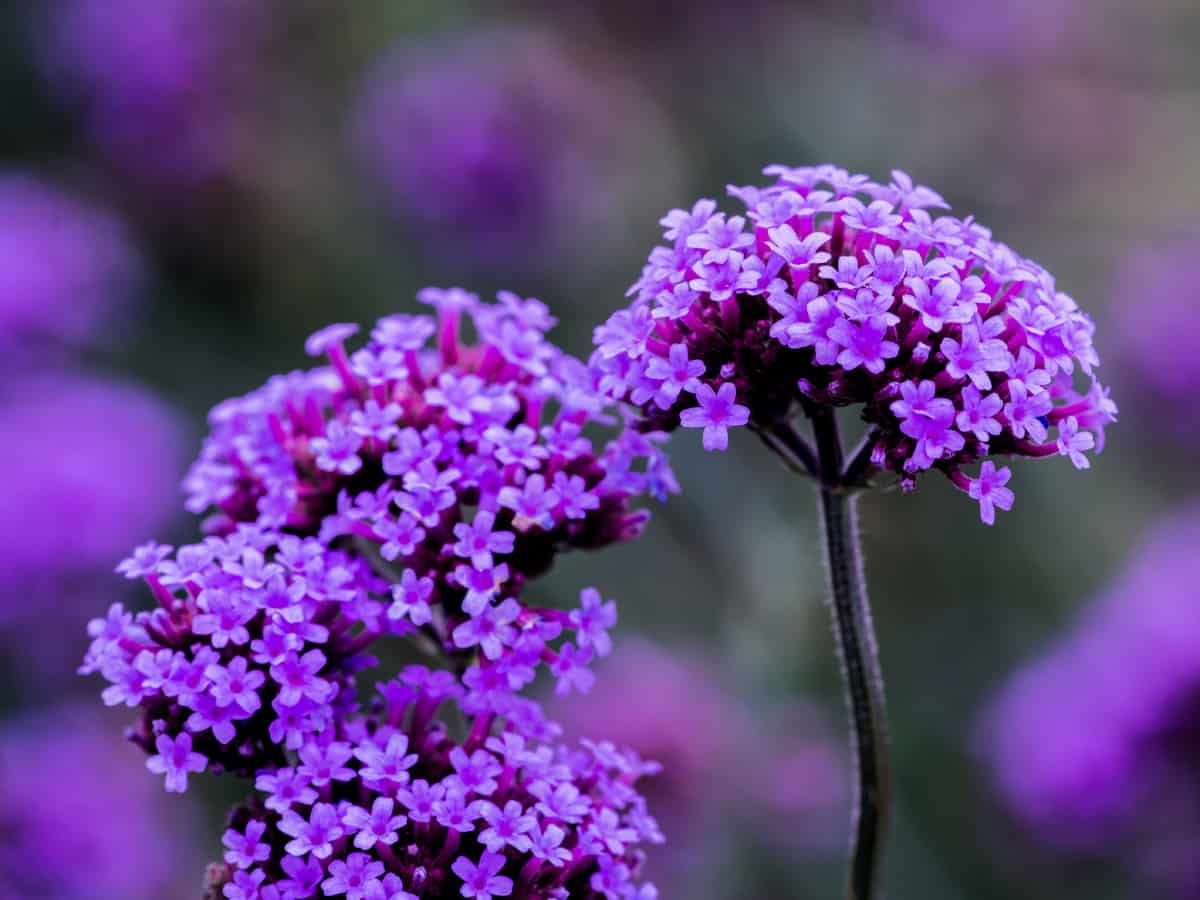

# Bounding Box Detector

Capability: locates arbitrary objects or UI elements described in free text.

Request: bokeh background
[2,1,1199,897]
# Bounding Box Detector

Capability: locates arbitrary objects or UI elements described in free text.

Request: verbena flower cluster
[208,667,662,900]
[82,288,669,899]
[81,528,388,779]
[591,164,1116,523]
[983,505,1200,897]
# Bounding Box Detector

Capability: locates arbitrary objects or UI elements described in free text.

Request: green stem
[811,409,891,900]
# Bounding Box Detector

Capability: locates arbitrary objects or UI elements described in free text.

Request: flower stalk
[807,408,891,900]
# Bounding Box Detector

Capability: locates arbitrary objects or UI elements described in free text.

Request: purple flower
[278,856,323,898]
[766,226,831,270]
[38,0,264,187]
[550,639,844,888]
[223,868,265,900]
[453,598,521,661]
[0,176,139,349]
[452,510,516,569]
[1004,380,1053,442]
[884,0,1080,63]
[828,317,900,374]
[1111,235,1200,443]
[551,643,596,696]
[965,461,1015,525]
[901,277,972,332]
[0,374,182,581]
[84,530,393,782]
[350,30,677,270]
[645,343,706,409]
[322,853,385,899]
[955,386,1004,442]
[982,506,1200,894]
[205,675,661,899]
[387,570,434,626]
[1056,416,1095,470]
[193,588,256,648]
[497,474,560,530]
[271,649,334,707]
[298,740,355,787]
[223,819,271,869]
[82,291,672,899]
[305,323,360,358]
[256,767,317,814]
[451,851,513,900]
[146,732,208,793]
[479,800,537,853]
[529,824,572,868]
[570,588,617,658]
[355,733,418,790]
[134,290,662,705]
[678,382,750,452]
[311,420,364,475]
[279,802,344,859]
[592,164,1114,523]
[207,657,266,714]
[343,798,407,850]
[0,706,204,898]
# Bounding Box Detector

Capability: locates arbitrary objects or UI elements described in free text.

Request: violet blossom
[550,639,844,888]
[83,288,671,787]
[879,0,1082,64]
[1110,234,1200,443]
[203,668,662,899]
[37,0,264,187]
[0,371,184,683]
[0,372,184,579]
[349,29,675,270]
[0,705,203,899]
[982,505,1200,896]
[0,174,139,351]
[591,164,1115,524]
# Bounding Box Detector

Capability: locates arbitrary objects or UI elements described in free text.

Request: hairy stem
[753,421,819,478]
[811,408,891,900]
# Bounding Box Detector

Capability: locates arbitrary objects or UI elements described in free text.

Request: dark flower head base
[207,669,662,900]
[83,288,672,788]
[591,164,1116,522]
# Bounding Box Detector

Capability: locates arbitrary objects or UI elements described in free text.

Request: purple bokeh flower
[591,164,1115,524]
[549,639,844,886]
[0,372,184,580]
[38,0,263,187]
[982,505,1200,895]
[0,372,184,680]
[1111,234,1200,443]
[350,29,675,270]
[0,705,203,899]
[877,0,1083,64]
[0,175,139,350]
[204,670,662,900]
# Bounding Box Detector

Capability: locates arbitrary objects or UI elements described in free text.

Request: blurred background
[1,0,1198,897]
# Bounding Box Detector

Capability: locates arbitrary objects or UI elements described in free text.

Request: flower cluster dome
[591,164,1116,522]
[207,669,662,900]
[83,288,672,789]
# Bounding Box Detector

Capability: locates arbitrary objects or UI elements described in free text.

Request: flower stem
[811,408,891,900]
